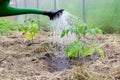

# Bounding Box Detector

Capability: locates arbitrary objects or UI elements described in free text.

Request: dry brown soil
[0,31,119,80]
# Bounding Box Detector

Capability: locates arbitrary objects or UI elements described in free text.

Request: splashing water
[50,11,80,45]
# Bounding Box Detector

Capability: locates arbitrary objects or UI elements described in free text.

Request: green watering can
[0,0,64,20]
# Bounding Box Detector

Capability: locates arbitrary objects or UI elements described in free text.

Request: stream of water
[50,11,96,63]
[50,11,79,45]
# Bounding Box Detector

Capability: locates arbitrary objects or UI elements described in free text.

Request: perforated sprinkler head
[44,9,64,20]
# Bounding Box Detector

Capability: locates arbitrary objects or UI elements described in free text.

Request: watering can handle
[0,0,64,20]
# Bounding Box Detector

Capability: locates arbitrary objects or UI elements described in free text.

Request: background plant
[61,21,104,58]
[0,19,18,35]
[19,18,40,43]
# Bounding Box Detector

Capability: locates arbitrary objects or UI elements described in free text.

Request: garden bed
[0,31,119,80]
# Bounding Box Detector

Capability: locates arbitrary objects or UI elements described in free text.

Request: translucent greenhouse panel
[86,0,120,33]
[38,0,54,10]
[58,0,83,19]
[86,0,113,25]
[10,0,16,7]
[16,0,26,23]
[37,0,55,29]
[25,0,38,18]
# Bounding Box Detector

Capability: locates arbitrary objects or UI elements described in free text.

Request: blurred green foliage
[0,19,18,35]
[86,0,120,33]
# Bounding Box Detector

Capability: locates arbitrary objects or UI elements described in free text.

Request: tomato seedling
[61,20,104,58]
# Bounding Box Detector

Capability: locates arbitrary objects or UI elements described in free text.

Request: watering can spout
[44,9,64,20]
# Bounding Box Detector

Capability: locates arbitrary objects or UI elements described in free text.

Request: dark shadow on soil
[38,53,72,73]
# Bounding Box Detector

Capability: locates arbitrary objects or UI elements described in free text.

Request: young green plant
[61,21,104,58]
[20,18,40,44]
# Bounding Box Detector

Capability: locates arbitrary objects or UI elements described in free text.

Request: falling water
[49,11,79,67]
[50,12,99,62]
[50,11,79,45]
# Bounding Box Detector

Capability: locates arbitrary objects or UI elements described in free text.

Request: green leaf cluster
[61,21,104,58]
[66,40,104,58]
[20,18,40,40]
[66,40,95,58]
[0,19,18,35]
[61,23,103,38]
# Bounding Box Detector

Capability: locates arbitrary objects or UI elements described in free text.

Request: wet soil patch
[38,53,72,73]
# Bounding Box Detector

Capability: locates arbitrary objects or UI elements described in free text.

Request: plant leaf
[96,28,103,34]
[90,28,96,36]
[61,30,66,38]
[96,48,104,58]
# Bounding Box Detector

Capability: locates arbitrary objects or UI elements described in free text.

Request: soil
[0,31,120,80]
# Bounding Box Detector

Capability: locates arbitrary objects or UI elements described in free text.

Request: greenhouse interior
[0,0,120,80]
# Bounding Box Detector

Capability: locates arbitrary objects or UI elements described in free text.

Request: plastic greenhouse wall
[59,0,120,33]
[15,0,55,23]
[85,0,120,33]
[1,0,120,33]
